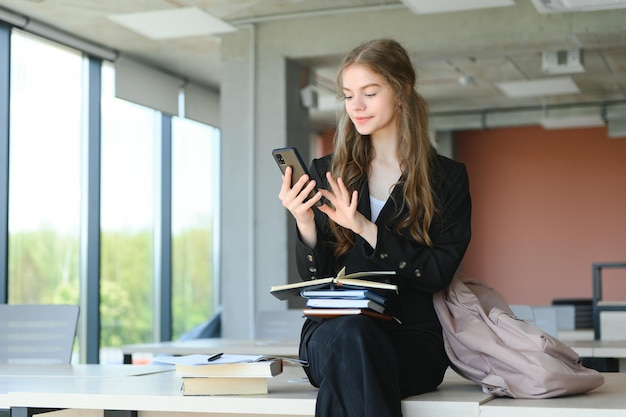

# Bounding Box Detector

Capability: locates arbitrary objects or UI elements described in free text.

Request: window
[3,28,221,364]
[8,30,82,307]
[100,62,157,356]
[171,117,220,339]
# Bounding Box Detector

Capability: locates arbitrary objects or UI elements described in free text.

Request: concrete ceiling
[1,0,625,132]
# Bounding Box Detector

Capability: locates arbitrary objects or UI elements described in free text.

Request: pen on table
[207,352,224,362]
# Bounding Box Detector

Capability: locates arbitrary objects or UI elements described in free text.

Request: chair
[552,305,576,332]
[592,262,626,339]
[509,304,534,321]
[552,298,593,329]
[179,306,222,340]
[0,304,79,364]
[510,305,572,337]
[530,306,560,337]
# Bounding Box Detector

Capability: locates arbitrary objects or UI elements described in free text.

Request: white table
[121,338,300,364]
[4,365,492,417]
[121,337,626,373]
[0,364,173,377]
[0,364,173,414]
[567,339,626,371]
[6,364,626,417]
[480,373,626,417]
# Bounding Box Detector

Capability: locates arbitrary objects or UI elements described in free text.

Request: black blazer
[295,153,472,326]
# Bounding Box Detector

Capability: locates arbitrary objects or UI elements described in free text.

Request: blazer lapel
[357,178,403,224]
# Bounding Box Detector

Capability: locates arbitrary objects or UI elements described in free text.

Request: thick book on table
[305,298,386,313]
[271,267,397,301]
[182,376,268,396]
[155,354,283,378]
[301,308,394,321]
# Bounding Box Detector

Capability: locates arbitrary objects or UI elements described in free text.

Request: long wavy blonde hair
[330,38,436,258]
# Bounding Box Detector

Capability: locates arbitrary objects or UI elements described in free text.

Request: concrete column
[220,27,312,337]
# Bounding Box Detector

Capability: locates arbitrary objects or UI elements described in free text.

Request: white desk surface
[6,366,317,416]
[0,364,173,378]
[5,365,626,417]
[559,330,594,341]
[0,365,172,410]
[4,365,491,417]
[122,338,300,358]
[401,369,493,417]
[124,337,626,360]
[568,341,595,357]
[480,373,626,417]
[567,339,626,358]
[588,340,626,357]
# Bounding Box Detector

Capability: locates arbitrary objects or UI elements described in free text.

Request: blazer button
[379,253,389,259]
[414,269,422,278]
[309,267,317,273]
[307,254,314,262]
[398,261,407,269]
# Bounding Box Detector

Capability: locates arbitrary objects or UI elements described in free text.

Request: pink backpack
[433,273,605,398]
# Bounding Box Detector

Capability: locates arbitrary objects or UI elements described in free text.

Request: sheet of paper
[153,354,265,366]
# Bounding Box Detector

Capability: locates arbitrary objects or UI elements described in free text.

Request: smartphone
[272,147,320,205]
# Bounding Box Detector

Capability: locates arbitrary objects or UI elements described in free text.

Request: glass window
[100,62,157,360]
[4,30,221,364]
[171,117,220,339]
[8,30,82,307]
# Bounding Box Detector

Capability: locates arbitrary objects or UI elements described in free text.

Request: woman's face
[341,64,398,139]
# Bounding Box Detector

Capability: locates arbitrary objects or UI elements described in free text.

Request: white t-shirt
[370,195,386,223]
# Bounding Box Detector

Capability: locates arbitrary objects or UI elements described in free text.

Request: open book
[154,354,284,378]
[270,267,397,301]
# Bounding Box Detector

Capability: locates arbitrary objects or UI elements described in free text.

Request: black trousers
[300,315,448,417]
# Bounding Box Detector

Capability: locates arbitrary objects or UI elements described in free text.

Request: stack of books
[301,288,392,320]
[155,354,283,396]
[270,267,398,320]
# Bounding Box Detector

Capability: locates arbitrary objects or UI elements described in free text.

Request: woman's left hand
[318,172,377,247]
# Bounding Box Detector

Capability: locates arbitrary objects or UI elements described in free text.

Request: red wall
[456,126,626,305]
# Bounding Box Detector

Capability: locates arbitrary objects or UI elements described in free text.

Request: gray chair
[0,304,79,364]
[552,305,576,332]
[530,306,560,337]
[511,305,575,338]
[509,304,534,322]
[179,306,222,340]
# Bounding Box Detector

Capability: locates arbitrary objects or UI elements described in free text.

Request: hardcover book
[182,376,269,396]
[301,308,394,321]
[305,298,386,314]
[300,289,388,306]
[271,267,397,301]
[155,354,283,378]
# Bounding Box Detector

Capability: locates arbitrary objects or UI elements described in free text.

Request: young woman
[279,38,472,417]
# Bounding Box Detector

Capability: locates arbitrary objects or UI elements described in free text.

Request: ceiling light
[108,7,236,40]
[541,114,605,129]
[400,0,515,14]
[540,105,605,129]
[531,0,626,13]
[496,77,580,98]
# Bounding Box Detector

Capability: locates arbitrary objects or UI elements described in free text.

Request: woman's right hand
[278,166,321,247]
